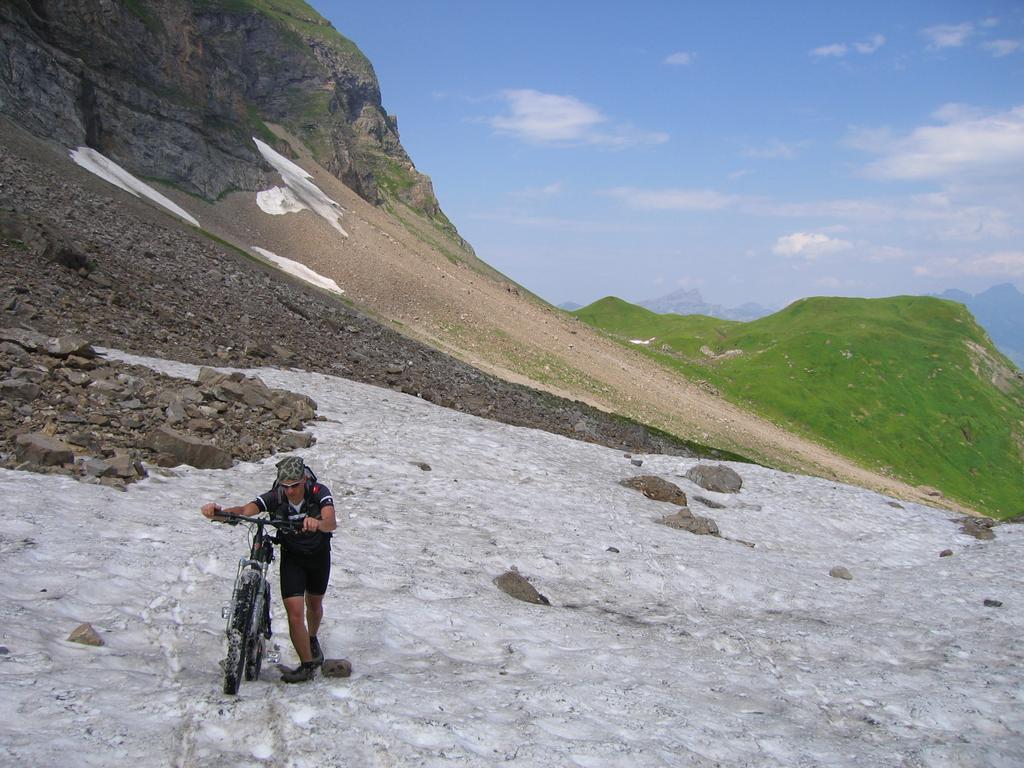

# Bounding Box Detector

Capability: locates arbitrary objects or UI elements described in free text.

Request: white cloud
[488,90,667,146]
[602,187,738,211]
[914,251,1024,277]
[772,232,853,260]
[811,43,848,58]
[811,34,884,58]
[742,139,803,159]
[962,251,1024,275]
[866,245,907,262]
[922,22,973,49]
[983,39,1022,57]
[512,182,563,199]
[665,51,696,66]
[850,104,1024,181]
[854,34,886,54]
[490,90,605,143]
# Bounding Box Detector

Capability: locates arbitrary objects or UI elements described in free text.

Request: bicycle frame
[213,513,298,695]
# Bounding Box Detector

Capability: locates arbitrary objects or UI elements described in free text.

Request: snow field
[0,354,1020,767]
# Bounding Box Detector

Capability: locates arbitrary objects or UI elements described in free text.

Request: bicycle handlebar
[210,512,303,531]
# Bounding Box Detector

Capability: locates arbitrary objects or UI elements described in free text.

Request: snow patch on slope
[251,246,344,295]
[253,137,350,237]
[69,147,200,227]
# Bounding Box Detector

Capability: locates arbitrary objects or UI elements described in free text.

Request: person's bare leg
[283,595,311,662]
[305,593,324,639]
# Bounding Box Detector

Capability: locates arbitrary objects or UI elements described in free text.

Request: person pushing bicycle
[201,455,337,683]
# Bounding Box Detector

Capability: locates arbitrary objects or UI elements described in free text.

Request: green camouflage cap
[276,455,305,483]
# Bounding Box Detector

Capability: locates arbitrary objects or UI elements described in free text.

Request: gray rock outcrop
[685,464,743,493]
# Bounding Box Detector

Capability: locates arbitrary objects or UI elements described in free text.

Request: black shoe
[309,636,324,665]
[280,661,317,683]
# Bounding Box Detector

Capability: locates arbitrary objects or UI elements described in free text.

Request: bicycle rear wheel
[223,569,260,695]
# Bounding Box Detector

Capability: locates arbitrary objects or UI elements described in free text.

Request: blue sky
[316,1,1024,310]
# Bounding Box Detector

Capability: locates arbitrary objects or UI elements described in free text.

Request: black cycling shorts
[279,543,331,599]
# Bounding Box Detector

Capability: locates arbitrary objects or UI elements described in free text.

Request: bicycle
[211,512,300,695]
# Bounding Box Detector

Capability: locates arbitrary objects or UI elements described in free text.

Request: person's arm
[302,504,337,533]
[201,501,261,519]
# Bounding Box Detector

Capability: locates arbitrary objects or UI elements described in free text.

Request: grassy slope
[575,296,1024,519]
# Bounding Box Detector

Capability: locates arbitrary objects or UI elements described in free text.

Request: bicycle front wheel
[245,583,269,681]
[223,569,260,695]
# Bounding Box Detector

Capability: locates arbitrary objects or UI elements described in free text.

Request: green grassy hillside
[574,296,1024,519]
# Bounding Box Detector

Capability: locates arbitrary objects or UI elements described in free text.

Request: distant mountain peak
[638,288,773,322]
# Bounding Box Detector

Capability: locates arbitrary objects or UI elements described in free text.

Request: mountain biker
[201,455,337,683]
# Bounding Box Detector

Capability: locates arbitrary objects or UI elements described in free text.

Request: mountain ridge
[573,294,1024,518]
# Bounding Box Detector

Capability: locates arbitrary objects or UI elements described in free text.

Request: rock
[0,326,48,352]
[322,658,353,677]
[164,398,187,424]
[685,464,743,493]
[886,501,904,509]
[108,453,144,479]
[693,495,726,509]
[1,378,40,401]
[150,425,233,469]
[959,517,996,541]
[494,569,550,605]
[10,366,46,383]
[939,549,953,557]
[81,457,114,478]
[45,335,95,358]
[411,462,431,471]
[917,485,944,498]
[619,475,687,506]
[67,622,103,646]
[983,599,1003,608]
[657,508,720,536]
[630,458,643,467]
[279,430,315,450]
[15,432,75,466]
[606,546,620,553]
[830,566,853,580]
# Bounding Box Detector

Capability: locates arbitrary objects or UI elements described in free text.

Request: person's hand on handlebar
[201,503,222,519]
[301,515,321,532]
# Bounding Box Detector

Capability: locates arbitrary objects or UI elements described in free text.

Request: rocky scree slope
[0,132,731,482]
[0,0,461,240]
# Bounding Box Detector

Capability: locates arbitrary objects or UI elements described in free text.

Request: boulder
[15,432,76,466]
[657,508,720,536]
[494,569,550,605]
[830,566,853,580]
[685,464,743,493]
[67,622,103,646]
[279,430,315,450]
[45,336,95,358]
[619,475,687,506]
[1,378,40,401]
[150,425,232,469]
[959,517,996,541]
[322,659,353,678]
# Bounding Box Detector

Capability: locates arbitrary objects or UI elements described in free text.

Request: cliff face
[0,0,446,222]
